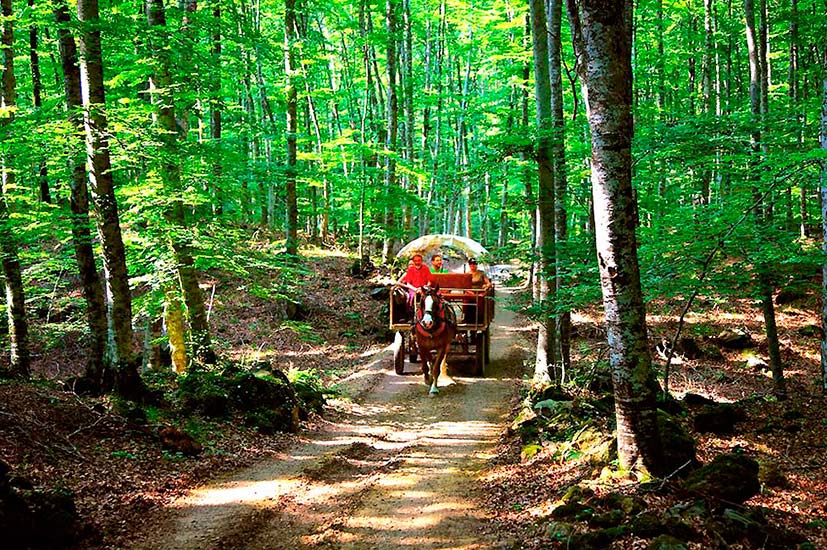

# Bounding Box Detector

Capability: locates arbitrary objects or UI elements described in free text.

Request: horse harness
[415,289,456,339]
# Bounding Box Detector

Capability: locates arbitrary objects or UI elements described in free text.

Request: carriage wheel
[393,332,406,375]
[474,332,486,377]
[484,330,491,365]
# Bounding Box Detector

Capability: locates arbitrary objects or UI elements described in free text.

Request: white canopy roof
[396,234,489,261]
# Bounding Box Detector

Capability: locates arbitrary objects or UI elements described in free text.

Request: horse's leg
[422,347,433,385]
[429,345,445,394]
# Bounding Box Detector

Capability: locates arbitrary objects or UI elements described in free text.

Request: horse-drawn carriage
[388,235,495,378]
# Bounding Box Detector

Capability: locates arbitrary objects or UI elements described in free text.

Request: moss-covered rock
[0,462,82,550]
[528,384,573,405]
[757,458,789,489]
[545,520,575,541]
[551,500,591,520]
[178,366,300,433]
[178,370,230,417]
[560,484,595,504]
[567,526,629,549]
[573,427,617,466]
[593,493,647,516]
[509,408,541,443]
[588,508,625,528]
[684,453,760,504]
[648,535,688,550]
[228,371,299,433]
[658,411,698,476]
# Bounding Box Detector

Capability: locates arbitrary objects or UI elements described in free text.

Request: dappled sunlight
[173,478,305,508]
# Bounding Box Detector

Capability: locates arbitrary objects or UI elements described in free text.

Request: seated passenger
[430,254,448,274]
[397,253,434,319]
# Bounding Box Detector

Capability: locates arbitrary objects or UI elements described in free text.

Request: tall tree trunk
[0,0,30,379]
[55,1,108,390]
[382,0,400,261]
[745,0,785,398]
[210,0,223,216]
[402,0,414,238]
[567,0,666,475]
[522,14,536,298]
[819,32,827,393]
[147,0,215,366]
[284,0,299,255]
[529,0,558,386]
[28,0,51,204]
[77,0,141,397]
[548,0,570,376]
[790,0,807,237]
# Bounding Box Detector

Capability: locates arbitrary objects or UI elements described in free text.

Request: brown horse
[414,285,457,394]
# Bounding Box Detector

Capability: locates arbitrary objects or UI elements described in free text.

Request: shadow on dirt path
[129,290,531,550]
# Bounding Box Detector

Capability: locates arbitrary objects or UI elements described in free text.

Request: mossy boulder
[658,411,698,476]
[560,484,595,504]
[178,366,300,433]
[551,500,591,520]
[509,408,541,443]
[588,509,625,528]
[567,526,629,549]
[227,372,299,433]
[648,535,688,550]
[570,426,616,467]
[630,511,699,541]
[0,461,82,549]
[593,493,647,516]
[545,520,575,541]
[528,384,573,405]
[757,458,789,489]
[684,453,760,504]
[178,371,230,417]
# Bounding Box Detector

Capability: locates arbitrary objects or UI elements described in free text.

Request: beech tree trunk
[1,0,31,379]
[548,0,570,376]
[284,0,299,255]
[529,0,558,385]
[567,0,666,475]
[820,38,827,392]
[77,0,141,397]
[211,0,223,216]
[382,0,400,261]
[745,0,785,398]
[147,0,215,366]
[55,1,108,390]
[28,0,51,204]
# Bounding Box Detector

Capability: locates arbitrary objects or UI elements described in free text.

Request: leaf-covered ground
[1,249,826,549]
[0,248,391,548]
[482,291,827,549]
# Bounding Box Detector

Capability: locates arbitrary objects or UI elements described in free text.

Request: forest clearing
[1,0,827,547]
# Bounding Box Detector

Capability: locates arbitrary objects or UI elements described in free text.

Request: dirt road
[130,291,530,550]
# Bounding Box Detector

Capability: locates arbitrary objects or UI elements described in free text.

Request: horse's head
[417,284,442,331]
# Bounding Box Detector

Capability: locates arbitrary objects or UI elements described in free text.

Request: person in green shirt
[430,254,448,273]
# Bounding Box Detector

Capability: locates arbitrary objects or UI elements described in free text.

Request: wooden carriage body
[389,272,494,376]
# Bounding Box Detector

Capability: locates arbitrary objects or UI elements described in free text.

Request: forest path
[129,291,530,550]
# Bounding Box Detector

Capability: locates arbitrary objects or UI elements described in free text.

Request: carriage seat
[432,273,472,290]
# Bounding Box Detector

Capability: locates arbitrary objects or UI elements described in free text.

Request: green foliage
[110,450,139,460]
[177,364,299,432]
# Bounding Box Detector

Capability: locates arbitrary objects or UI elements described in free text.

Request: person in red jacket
[397,253,434,319]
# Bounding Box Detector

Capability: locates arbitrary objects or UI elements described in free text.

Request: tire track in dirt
[128,290,530,550]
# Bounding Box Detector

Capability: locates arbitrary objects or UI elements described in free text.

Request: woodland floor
[1,249,826,549]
